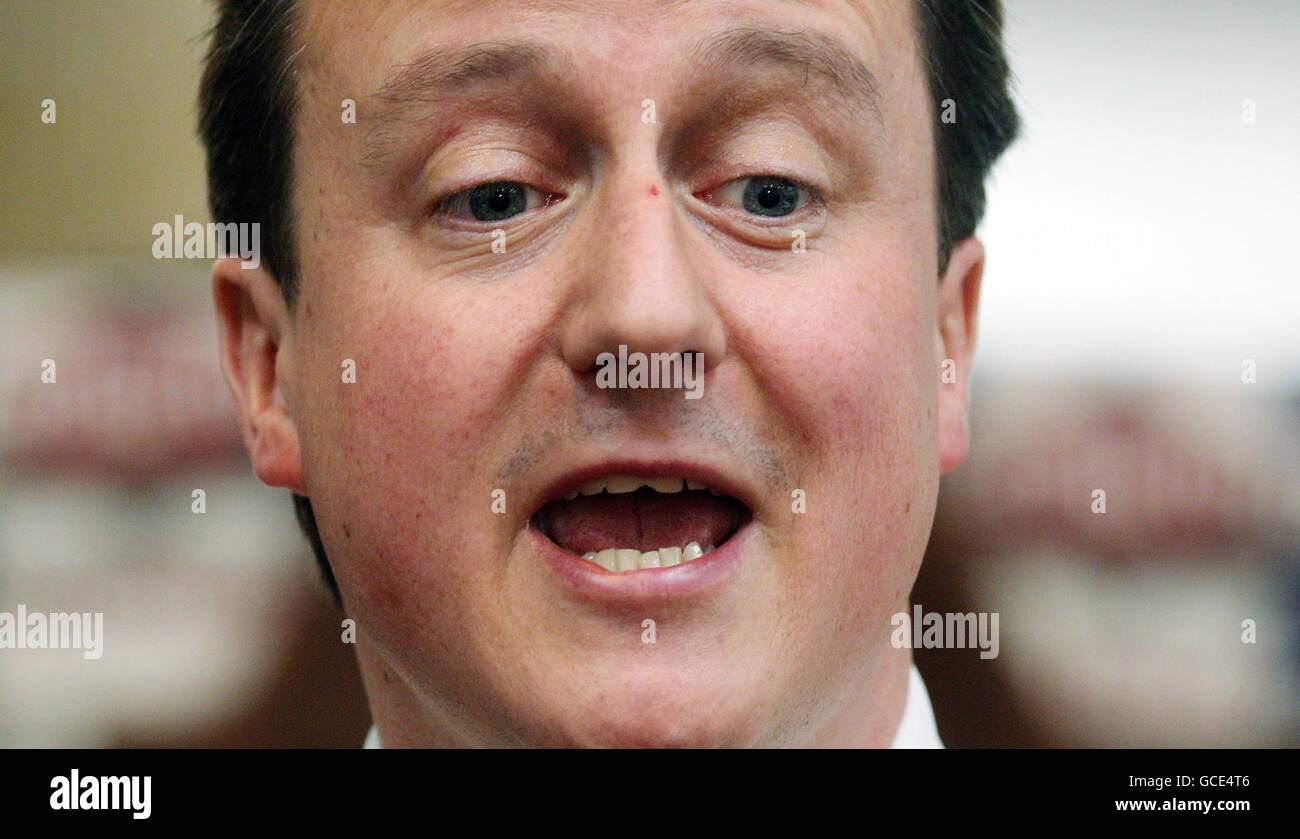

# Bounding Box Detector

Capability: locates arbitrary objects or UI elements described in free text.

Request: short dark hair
[914,0,1020,275]
[198,0,1019,603]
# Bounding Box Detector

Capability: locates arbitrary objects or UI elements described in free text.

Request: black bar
[1,749,1281,827]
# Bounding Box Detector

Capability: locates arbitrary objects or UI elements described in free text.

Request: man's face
[228,0,981,746]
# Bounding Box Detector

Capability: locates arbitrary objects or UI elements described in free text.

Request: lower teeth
[580,542,716,572]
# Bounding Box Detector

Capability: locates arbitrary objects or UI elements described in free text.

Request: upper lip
[526,456,761,522]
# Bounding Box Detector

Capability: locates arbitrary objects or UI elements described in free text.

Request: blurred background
[0,0,1296,747]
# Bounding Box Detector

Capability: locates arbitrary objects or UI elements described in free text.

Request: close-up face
[221,0,983,746]
[10,0,1300,779]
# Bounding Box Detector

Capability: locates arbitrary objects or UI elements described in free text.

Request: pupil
[743,178,799,217]
[469,182,527,221]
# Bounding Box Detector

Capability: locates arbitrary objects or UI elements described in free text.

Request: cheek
[297,252,536,457]
[299,295,469,482]
[738,234,938,627]
[289,269,535,605]
[737,235,935,479]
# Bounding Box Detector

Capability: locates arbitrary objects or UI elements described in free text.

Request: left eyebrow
[690,27,884,128]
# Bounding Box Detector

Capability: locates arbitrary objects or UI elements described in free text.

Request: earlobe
[212,256,307,494]
[935,237,985,475]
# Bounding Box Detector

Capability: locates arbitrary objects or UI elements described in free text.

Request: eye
[716,175,811,218]
[435,181,553,222]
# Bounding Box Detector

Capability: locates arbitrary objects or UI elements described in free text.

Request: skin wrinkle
[216,0,984,747]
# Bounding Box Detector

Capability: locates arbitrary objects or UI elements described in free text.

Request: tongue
[538,488,741,555]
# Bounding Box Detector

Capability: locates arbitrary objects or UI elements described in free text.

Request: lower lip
[528,521,750,605]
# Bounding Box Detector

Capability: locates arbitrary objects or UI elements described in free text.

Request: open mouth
[531,475,752,573]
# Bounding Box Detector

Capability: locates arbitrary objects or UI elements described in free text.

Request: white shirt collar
[890,663,945,748]
[363,664,942,748]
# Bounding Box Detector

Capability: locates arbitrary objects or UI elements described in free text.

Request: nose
[560,172,726,380]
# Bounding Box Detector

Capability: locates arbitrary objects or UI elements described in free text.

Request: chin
[550,702,768,749]
[510,668,778,748]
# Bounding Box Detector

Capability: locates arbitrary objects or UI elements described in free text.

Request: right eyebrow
[362,40,567,165]
[371,40,558,107]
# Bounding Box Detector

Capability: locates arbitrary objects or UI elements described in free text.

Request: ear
[212,256,307,494]
[935,236,985,475]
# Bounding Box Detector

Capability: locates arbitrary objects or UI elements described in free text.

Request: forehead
[295,0,926,116]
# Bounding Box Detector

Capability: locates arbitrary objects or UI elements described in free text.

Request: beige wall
[0,1,211,266]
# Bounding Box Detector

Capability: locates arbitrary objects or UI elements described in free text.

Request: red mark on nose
[648,185,659,196]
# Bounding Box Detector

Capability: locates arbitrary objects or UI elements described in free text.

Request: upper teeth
[565,475,715,500]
